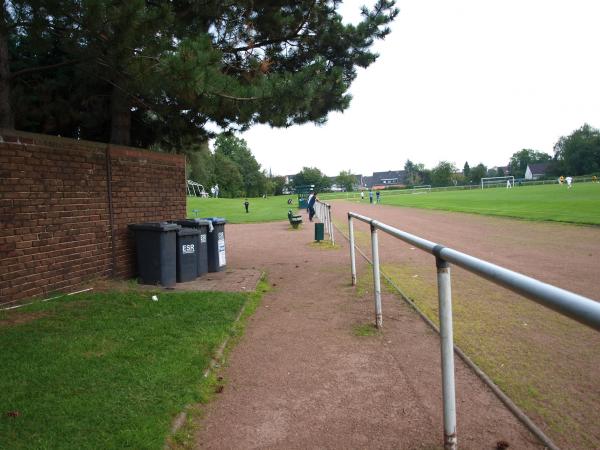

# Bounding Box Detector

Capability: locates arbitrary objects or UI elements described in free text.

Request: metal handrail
[315,199,335,244]
[347,211,600,449]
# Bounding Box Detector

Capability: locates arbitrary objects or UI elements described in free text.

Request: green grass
[0,289,260,450]
[187,195,300,224]
[348,183,600,225]
[352,323,380,337]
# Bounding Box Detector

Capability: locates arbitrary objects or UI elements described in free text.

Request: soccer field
[347,183,600,225]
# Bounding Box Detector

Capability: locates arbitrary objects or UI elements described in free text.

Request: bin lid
[173,219,213,227]
[177,227,200,236]
[201,217,227,225]
[128,222,180,232]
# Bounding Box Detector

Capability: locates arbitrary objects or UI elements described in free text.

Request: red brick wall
[0,130,186,305]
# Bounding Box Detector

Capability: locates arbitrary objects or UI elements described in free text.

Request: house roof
[372,170,405,180]
[527,162,550,174]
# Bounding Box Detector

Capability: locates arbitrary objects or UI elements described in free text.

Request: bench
[288,210,303,229]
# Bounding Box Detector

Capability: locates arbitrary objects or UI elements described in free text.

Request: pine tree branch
[10,59,87,79]
[213,92,263,101]
[225,2,315,53]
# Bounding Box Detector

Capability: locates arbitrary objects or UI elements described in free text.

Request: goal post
[410,185,432,194]
[481,176,515,189]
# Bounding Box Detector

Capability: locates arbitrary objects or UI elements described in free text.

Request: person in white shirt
[565,176,573,188]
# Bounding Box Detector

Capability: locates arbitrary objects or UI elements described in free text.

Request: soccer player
[566,176,573,189]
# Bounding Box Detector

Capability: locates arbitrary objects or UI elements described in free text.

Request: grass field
[187,195,299,224]
[188,183,600,226]
[332,183,600,225]
[0,286,265,449]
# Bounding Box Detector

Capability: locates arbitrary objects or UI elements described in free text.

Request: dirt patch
[92,268,261,294]
[0,311,49,327]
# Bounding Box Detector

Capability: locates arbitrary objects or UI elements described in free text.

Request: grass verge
[0,285,266,450]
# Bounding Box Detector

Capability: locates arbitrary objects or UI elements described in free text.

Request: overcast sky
[235,0,600,177]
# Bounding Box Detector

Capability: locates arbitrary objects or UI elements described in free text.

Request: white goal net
[481,176,515,189]
[409,185,432,194]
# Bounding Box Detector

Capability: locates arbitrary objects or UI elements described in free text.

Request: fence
[347,211,600,450]
[314,199,335,245]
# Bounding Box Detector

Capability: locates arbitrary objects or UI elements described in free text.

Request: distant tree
[431,161,457,187]
[497,167,505,176]
[405,159,429,185]
[486,167,498,178]
[463,161,471,179]
[214,134,263,197]
[269,176,287,196]
[417,164,430,185]
[214,152,244,198]
[293,167,330,192]
[185,141,214,191]
[469,163,487,184]
[552,123,600,175]
[336,170,356,192]
[509,149,551,178]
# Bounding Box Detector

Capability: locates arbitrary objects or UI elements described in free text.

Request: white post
[370,223,383,328]
[349,214,356,286]
[436,257,457,450]
[328,205,335,245]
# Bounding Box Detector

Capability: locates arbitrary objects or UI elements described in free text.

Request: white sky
[236,0,600,177]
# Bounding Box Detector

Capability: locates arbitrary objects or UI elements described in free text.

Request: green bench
[288,210,303,229]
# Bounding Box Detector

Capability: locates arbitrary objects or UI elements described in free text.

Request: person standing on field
[369,190,373,204]
[306,190,314,213]
[308,191,317,222]
[566,176,573,189]
[360,191,364,201]
[244,199,249,213]
[376,191,381,203]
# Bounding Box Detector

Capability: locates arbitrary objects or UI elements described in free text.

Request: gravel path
[194,206,548,449]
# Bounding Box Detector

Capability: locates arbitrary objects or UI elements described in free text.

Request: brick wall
[0,130,186,305]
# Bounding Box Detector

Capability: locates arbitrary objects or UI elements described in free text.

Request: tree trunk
[110,85,131,145]
[0,8,13,129]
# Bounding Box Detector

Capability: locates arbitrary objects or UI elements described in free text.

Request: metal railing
[314,199,335,245]
[347,211,600,450]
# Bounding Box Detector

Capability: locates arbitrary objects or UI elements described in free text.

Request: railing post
[370,223,383,328]
[348,214,356,286]
[436,256,457,450]
[328,204,335,245]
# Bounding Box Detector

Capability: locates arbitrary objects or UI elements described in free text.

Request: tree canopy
[552,123,600,176]
[1,0,398,150]
[509,149,551,178]
[292,166,330,192]
[336,170,356,191]
[430,161,457,187]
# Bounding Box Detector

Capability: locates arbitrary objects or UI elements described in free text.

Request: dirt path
[194,208,546,449]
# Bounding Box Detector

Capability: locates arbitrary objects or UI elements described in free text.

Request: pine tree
[2,1,398,149]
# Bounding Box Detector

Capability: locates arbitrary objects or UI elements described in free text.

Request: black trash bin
[202,217,227,272]
[176,227,200,282]
[128,222,180,287]
[172,219,211,277]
